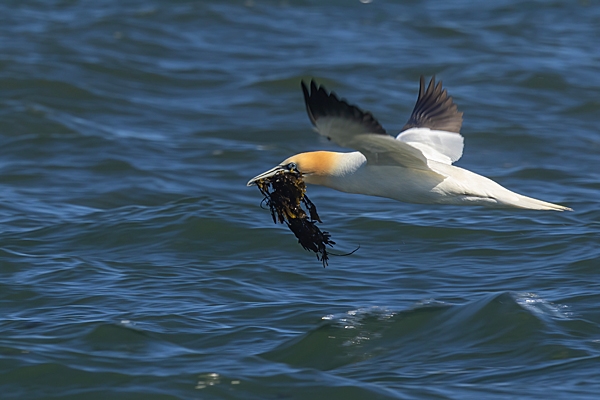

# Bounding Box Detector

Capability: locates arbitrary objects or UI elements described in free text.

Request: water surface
[1,1,599,399]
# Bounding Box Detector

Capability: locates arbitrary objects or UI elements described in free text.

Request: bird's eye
[287,162,297,171]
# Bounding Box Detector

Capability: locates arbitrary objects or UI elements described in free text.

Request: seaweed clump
[255,171,335,267]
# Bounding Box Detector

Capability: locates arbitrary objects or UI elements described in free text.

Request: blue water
[1,1,600,399]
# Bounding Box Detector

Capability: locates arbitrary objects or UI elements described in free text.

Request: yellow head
[247,151,340,186]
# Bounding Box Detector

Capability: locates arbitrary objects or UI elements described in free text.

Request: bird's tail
[502,193,572,211]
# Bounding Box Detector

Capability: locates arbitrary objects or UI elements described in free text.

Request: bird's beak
[246,165,287,186]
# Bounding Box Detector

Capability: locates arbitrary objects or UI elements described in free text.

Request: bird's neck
[303,151,366,187]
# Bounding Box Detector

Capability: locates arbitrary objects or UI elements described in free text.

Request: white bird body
[248,77,570,212]
[285,149,566,210]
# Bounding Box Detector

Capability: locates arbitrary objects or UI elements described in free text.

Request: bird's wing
[301,80,433,171]
[396,76,464,165]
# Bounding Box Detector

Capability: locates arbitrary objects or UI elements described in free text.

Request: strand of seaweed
[256,171,335,267]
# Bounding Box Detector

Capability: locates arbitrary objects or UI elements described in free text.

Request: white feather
[313,117,435,171]
[397,127,464,165]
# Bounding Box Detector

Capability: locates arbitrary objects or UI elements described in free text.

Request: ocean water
[1,0,599,399]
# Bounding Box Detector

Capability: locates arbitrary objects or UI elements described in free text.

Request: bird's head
[246,151,337,186]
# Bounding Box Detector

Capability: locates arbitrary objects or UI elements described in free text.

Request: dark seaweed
[256,171,335,267]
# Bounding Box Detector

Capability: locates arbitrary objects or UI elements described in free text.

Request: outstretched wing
[301,80,433,171]
[397,76,464,165]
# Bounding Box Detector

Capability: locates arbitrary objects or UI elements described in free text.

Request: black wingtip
[300,80,315,125]
[402,75,463,134]
[300,79,387,135]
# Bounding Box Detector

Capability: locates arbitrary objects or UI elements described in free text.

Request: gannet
[248,76,571,211]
